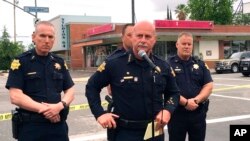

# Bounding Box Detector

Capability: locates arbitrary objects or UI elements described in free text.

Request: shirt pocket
[191,71,202,88]
[53,72,64,92]
[24,72,42,93]
[117,77,140,98]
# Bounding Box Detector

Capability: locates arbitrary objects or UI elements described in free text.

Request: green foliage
[27,43,35,50]
[175,4,189,20]
[187,0,233,25]
[233,13,250,25]
[0,27,24,70]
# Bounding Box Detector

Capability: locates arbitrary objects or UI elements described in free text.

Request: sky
[0,0,188,45]
[0,0,249,45]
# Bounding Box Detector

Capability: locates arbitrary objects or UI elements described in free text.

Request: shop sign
[87,23,115,36]
[61,18,66,48]
[155,20,214,29]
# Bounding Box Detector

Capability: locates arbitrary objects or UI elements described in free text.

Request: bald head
[133,21,156,36]
[131,20,157,59]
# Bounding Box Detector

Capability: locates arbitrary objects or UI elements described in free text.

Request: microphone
[138,50,161,73]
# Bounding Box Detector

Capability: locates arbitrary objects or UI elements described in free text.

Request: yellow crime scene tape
[0,101,108,122]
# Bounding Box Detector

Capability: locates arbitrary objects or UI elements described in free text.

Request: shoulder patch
[64,61,69,70]
[97,62,106,72]
[18,50,32,58]
[10,59,21,70]
[205,63,209,70]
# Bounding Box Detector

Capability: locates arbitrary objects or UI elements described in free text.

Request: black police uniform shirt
[86,51,180,120]
[5,49,74,106]
[105,47,126,61]
[168,56,213,100]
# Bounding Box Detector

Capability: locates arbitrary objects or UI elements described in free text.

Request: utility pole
[132,0,135,24]
[3,0,36,42]
[13,0,18,42]
[35,0,37,19]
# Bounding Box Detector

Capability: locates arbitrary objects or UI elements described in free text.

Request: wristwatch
[61,101,67,109]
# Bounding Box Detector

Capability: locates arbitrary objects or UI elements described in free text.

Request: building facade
[48,16,250,70]
[71,20,250,69]
[49,15,112,66]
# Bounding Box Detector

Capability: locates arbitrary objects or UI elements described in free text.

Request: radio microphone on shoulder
[138,50,161,73]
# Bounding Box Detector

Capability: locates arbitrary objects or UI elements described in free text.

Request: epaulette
[167,56,175,62]
[50,53,68,69]
[50,53,64,61]
[106,48,126,61]
[192,55,201,62]
[16,50,32,58]
[192,56,206,67]
[106,50,127,61]
[50,52,62,59]
[106,48,123,58]
[152,54,166,64]
[152,54,161,60]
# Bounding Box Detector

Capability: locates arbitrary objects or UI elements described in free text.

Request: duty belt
[19,112,51,123]
[117,118,151,129]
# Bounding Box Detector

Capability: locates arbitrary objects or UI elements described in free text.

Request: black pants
[18,121,69,141]
[168,109,207,141]
[114,127,164,141]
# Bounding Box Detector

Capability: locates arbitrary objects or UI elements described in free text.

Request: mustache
[138,42,147,48]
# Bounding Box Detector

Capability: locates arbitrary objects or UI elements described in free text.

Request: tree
[175,4,189,20]
[233,13,250,25]
[0,27,24,70]
[187,0,234,25]
[166,6,173,20]
[27,43,35,50]
[213,0,233,24]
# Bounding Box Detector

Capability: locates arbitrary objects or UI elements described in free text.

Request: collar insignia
[128,54,132,63]
[193,64,199,69]
[10,59,21,70]
[55,63,61,70]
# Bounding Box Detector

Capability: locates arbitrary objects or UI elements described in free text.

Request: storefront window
[85,45,117,67]
[224,40,250,59]
[153,41,176,60]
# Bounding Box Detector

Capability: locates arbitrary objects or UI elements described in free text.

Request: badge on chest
[120,71,138,83]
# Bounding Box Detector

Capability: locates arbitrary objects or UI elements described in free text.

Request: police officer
[5,21,74,141]
[106,23,134,95]
[167,32,213,141]
[86,21,180,141]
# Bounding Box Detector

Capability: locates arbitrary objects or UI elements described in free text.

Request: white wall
[51,18,62,52]
[50,15,112,52]
[199,40,219,60]
[243,2,250,14]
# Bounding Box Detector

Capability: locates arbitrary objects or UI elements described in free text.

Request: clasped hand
[38,102,63,123]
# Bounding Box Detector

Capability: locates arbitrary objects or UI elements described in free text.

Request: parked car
[239,51,250,76]
[215,51,250,74]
